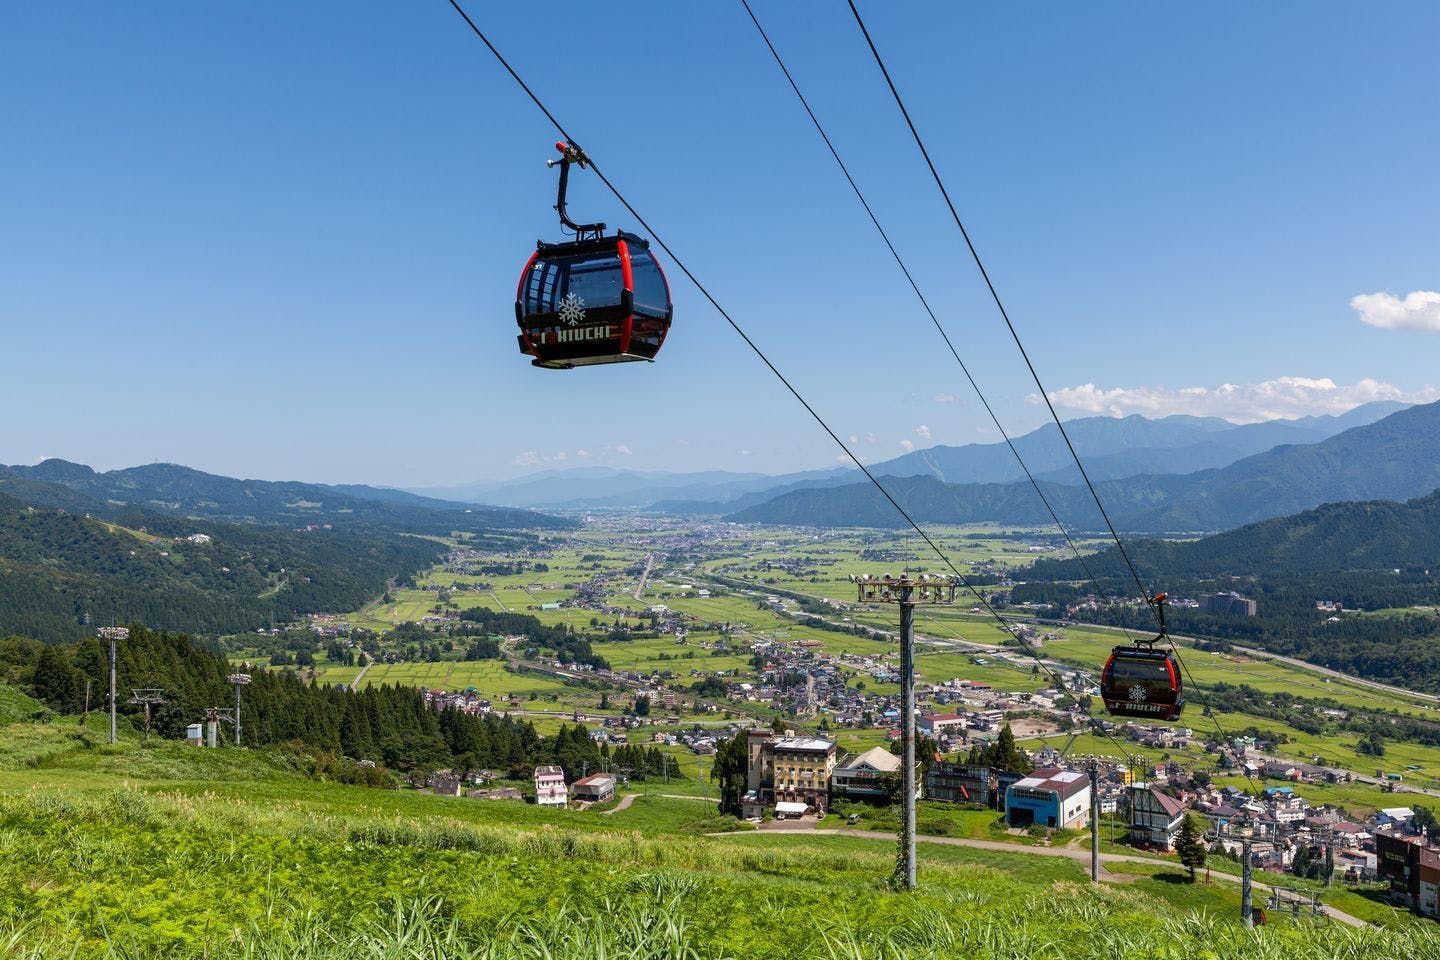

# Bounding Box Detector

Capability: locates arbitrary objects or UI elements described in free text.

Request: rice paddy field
[284,520,1440,820]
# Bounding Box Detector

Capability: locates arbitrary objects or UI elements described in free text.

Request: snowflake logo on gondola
[1128,684,1148,703]
[557,291,587,326]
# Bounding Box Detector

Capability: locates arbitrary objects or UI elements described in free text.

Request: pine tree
[1176,813,1207,882]
[711,730,750,816]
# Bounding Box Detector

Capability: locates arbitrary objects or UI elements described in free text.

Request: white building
[534,765,568,807]
[831,746,901,800]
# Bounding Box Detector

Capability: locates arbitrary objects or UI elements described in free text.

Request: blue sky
[3,2,1437,486]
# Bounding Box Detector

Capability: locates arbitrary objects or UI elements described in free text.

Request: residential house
[534,765,568,807]
[431,776,463,798]
[1376,807,1416,829]
[1129,784,1187,848]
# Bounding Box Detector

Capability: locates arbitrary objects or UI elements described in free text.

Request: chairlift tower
[202,705,237,748]
[1072,754,1123,883]
[98,627,129,744]
[851,573,957,891]
[228,672,251,747]
[1210,816,1273,928]
[127,688,166,742]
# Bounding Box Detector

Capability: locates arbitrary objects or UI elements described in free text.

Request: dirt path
[604,792,640,814]
[715,828,1367,927]
[603,792,712,815]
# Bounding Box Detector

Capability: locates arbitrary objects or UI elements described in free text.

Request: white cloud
[1040,376,1439,423]
[933,392,960,404]
[612,444,632,456]
[1352,290,1440,333]
[899,439,915,451]
[512,451,541,467]
[737,448,752,456]
[915,425,932,440]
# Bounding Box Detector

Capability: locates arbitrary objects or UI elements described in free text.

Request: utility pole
[98,627,129,745]
[227,672,251,747]
[1086,758,1101,882]
[1241,833,1253,927]
[852,574,956,891]
[1317,826,1335,887]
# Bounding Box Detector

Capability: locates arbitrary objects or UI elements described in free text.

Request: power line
[440,0,1147,773]
[839,0,1263,786]
[739,0,1135,646]
[844,0,1157,623]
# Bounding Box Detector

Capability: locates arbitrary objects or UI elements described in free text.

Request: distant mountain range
[725,400,1440,533]
[409,466,850,512]
[412,402,1406,514]
[0,460,573,535]
[873,401,1408,486]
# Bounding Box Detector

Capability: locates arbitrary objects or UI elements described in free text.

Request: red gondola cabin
[516,232,672,369]
[1098,593,1185,721]
[1100,646,1184,721]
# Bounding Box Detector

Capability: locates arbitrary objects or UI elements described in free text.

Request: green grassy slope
[0,685,1435,959]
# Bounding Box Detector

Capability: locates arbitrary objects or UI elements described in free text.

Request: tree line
[4,626,607,779]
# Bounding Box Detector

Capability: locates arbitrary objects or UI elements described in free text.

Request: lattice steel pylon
[851,574,957,890]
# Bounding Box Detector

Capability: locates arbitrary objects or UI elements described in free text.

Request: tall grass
[3,895,1437,960]
[3,791,1439,960]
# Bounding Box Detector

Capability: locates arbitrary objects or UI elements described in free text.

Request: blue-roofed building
[1005,767,1091,830]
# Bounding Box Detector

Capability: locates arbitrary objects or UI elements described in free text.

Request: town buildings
[1199,591,1257,617]
[1376,832,1440,917]
[1005,768,1091,830]
[831,746,901,801]
[742,729,837,817]
[927,762,1006,807]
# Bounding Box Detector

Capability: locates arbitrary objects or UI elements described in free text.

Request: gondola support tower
[228,672,251,747]
[851,574,957,890]
[99,627,129,745]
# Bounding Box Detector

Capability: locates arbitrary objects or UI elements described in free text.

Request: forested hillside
[1017,490,1440,690]
[1032,489,1440,581]
[0,459,574,535]
[0,493,447,641]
